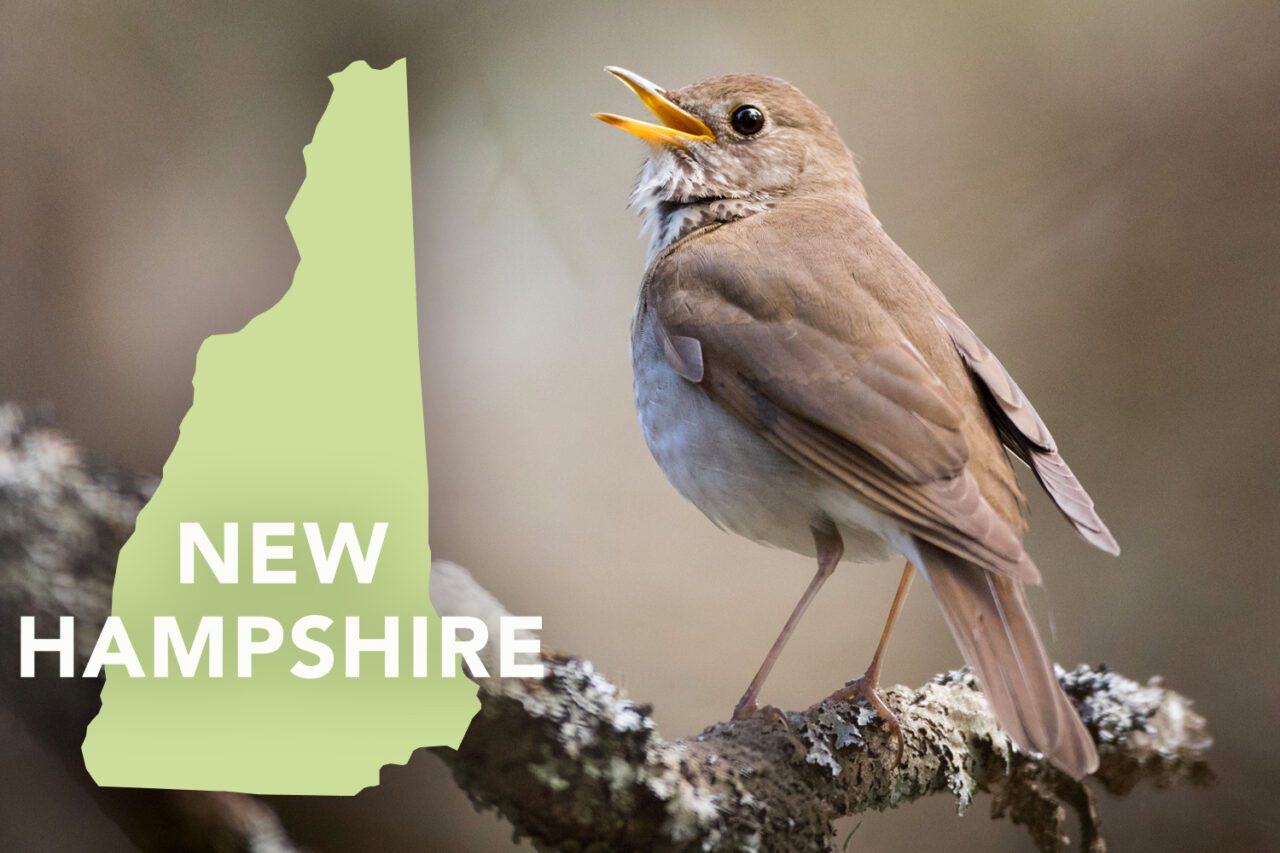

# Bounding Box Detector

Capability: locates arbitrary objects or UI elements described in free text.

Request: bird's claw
[732,697,788,725]
[733,700,806,760]
[818,674,907,768]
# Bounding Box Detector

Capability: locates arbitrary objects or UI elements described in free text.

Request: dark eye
[731,105,765,136]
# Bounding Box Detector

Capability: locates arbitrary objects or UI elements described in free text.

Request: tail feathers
[914,539,1098,778]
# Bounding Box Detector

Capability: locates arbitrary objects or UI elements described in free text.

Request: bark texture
[0,405,1212,851]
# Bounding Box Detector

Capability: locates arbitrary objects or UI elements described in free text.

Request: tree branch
[0,404,1212,851]
[430,561,1212,853]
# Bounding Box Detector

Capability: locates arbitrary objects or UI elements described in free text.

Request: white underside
[632,313,900,564]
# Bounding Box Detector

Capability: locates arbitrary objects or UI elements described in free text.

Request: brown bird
[595,67,1118,779]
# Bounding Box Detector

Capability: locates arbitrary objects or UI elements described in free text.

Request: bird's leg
[732,524,843,721]
[818,561,915,765]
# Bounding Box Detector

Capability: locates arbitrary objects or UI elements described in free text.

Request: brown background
[2,1,1278,850]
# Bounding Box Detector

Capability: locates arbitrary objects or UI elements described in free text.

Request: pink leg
[818,561,915,765]
[733,524,843,721]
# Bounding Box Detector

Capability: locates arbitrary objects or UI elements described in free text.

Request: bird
[594,67,1120,780]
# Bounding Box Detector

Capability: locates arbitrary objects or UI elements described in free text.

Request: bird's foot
[816,673,906,767]
[733,695,793,731]
[732,692,791,724]
[732,690,762,722]
[733,699,806,760]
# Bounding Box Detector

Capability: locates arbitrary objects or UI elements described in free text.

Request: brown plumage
[599,68,1117,778]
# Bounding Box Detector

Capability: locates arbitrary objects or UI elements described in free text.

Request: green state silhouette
[82,59,479,794]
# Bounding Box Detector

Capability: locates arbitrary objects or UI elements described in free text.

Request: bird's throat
[630,152,774,264]
[641,196,772,263]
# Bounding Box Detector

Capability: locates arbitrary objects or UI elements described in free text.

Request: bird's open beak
[594,66,715,146]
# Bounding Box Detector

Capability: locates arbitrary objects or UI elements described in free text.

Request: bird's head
[595,67,863,259]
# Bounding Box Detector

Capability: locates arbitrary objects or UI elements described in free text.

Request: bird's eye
[730,105,765,136]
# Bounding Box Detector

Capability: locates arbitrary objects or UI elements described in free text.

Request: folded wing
[935,312,1120,555]
[647,247,1039,583]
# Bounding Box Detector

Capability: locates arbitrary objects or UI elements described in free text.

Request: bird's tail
[912,539,1098,778]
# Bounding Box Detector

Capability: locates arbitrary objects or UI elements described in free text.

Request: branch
[429,562,1212,853]
[0,404,1212,852]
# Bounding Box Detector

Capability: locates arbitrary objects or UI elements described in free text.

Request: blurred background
[2,1,1278,850]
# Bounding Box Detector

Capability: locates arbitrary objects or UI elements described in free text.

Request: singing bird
[595,68,1119,779]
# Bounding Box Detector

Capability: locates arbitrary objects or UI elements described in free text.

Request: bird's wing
[646,245,1039,583]
[935,312,1120,555]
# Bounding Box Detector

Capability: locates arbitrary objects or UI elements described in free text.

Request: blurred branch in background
[0,406,302,853]
[0,405,1211,852]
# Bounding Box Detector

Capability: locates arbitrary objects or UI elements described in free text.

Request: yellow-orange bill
[594,66,714,146]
